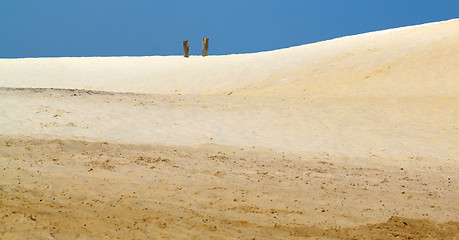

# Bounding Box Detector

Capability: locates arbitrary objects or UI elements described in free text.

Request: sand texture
[1,19,458,239]
[1,137,458,239]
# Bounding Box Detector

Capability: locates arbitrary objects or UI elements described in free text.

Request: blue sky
[1,1,458,58]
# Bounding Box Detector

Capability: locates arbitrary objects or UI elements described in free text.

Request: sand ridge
[0,19,458,97]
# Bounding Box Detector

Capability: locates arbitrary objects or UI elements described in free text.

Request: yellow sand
[0,19,458,239]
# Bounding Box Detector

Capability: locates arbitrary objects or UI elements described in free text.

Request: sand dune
[1,19,458,239]
[1,19,458,97]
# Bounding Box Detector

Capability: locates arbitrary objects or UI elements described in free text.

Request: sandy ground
[1,88,458,160]
[1,137,458,239]
[1,89,458,239]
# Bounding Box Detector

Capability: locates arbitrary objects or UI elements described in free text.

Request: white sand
[1,19,457,97]
[0,91,458,162]
[0,19,458,239]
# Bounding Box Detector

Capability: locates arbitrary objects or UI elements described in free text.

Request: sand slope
[0,88,457,161]
[0,19,458,97]
[1,19,458,239]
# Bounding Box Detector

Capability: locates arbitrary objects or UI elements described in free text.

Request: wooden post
[183,40,189,58]
[202,38,209,57]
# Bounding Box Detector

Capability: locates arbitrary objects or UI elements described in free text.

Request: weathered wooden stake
[202,38,209,57]
[183,40,189,58]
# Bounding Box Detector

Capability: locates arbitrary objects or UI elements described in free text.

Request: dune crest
[1,19,458,97]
